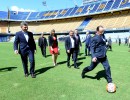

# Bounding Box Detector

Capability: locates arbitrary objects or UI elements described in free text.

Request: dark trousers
[40,46,46,57]
[129,43,130,48]
[82,56,112,83]
[85,45,90,56]
[108,45,112,51]
[72,48,79,59]
[67,48,77,67]
[20,50,35,74]
[119,42,121,46]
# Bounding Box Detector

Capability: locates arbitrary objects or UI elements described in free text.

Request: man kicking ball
[81,26,113,83]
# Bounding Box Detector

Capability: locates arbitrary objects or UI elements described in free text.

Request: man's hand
[80,46,82,49]
[51,47,53,51]
[67,50,70,53]
[35,50,37,54]
[92,57,97,62]
[14,50,19,55]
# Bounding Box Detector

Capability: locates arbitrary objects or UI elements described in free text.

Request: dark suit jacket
[48,34,58,47]
[65,36,76,51]
[74,34,82,49]
[83,34,91,46]
[14,31,36,54]
[38,37,48,47]
[90,34,107,58]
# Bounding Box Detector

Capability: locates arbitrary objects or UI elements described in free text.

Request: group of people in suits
[13,22,113,84]
[38,29,59,66]
[14,22,59,78]
[65,29,82,69]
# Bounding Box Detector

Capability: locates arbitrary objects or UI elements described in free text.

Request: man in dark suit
[38,33,48,58]
[83,31,91,56]
[81,26,113,83]
[74,29,82,55]
[65,30,79,69]
[14,22,36,78]
[107,37,112,51]
[119,38,121,46]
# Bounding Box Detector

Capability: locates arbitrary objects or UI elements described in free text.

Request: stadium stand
[0,22,8,33]
[0,0,129,21]
[85,11,130,31]
[9,17,85,33]
[0,0,130,34]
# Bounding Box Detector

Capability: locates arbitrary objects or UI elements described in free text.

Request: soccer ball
[106,83,116,93]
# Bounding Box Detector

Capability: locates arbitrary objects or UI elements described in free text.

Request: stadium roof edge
[1,7,130,22]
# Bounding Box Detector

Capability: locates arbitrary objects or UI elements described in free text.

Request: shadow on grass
[46,55,51,58]
[57,61,67,65]
[71,62,83,67]
[78,57,86,61]
[79,53,84,56]
[84,70,107,81]
[0,67,17,72]
[35,66,53,75]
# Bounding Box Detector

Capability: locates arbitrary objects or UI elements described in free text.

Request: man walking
[83,31,91,56]
[38,33,48,57]
[14,22,36,78]
[107,37,112,51]
[65,30,79,69]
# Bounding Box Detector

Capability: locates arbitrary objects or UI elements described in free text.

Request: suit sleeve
[31,33,36,50]
[79,36,82,46]
[65,37,69,51]
[38,38,40,47]
[48,36,52,46]
[45,38,48,46]
[90,37,96,58]
[14,32,19,51]
[56,35,58,47]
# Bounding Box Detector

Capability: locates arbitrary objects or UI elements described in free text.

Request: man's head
[20,22,28,32]
[86,31,89,35]
[69,30,74,37]
[74,29,78,34]
[41,33,44,37]
[96,25,104,35]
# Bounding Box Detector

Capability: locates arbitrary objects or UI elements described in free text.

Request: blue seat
[103,0,114,11]
[0,11,8,19]
[63,8,73,17]
[119,0,130,8]
[89,3,100,14]
[111,0,122,10]
[96,1,107,12]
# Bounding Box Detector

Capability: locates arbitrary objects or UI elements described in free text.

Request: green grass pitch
[0,42,130,100]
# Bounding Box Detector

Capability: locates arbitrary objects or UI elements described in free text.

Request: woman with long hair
[48,29,59,66]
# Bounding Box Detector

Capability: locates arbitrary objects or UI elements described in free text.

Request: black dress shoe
[74,65,80,69]
[31,74,36,78]
[81,72,85,79]
[75,67,80,69]
[74,64,79,69]
[25,73,29,77]
[67,65,71,68]
[67,63,70,68]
